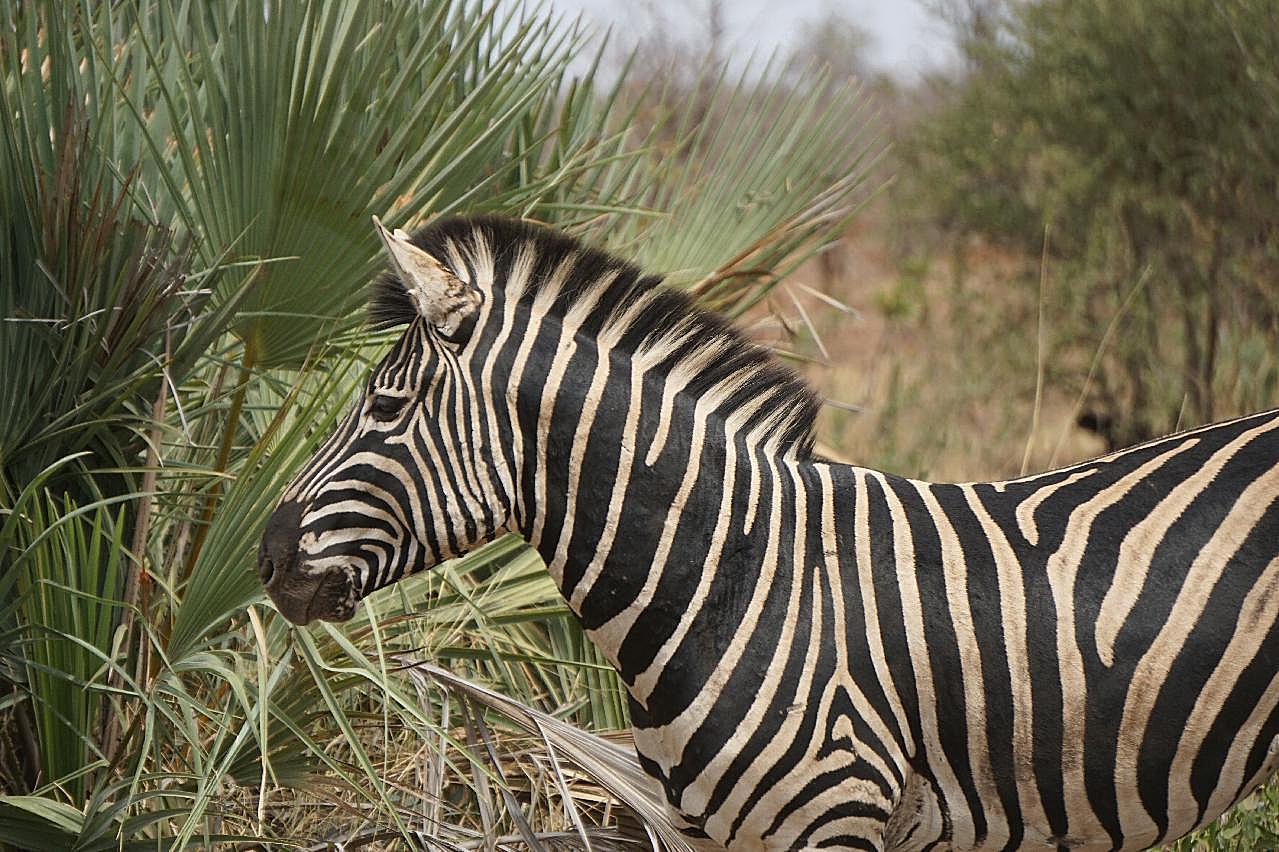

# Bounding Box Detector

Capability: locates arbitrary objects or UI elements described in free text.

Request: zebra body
[260,216,1279,850]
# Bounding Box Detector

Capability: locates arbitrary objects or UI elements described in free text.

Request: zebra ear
[372,216,480,340]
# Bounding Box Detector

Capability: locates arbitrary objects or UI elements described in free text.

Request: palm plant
[0,2,241,814]
[0,0,878,847]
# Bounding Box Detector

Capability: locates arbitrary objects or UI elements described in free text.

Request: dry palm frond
[399,659,695,852]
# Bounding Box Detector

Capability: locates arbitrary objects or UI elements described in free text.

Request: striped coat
[260,216,1279,850]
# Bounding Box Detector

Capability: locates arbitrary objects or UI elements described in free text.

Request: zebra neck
[522,392,819,686]
[496,306,828,684]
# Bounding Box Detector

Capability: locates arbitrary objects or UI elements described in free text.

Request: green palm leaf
[0,0,881,845]
[134,0,641,369]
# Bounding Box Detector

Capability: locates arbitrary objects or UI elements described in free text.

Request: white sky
[547,0,959,80]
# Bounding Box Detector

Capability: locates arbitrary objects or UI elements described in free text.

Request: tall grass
[0,0,878,846]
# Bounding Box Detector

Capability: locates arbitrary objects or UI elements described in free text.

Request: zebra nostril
[258,555,276,586]
[259,500,306,588]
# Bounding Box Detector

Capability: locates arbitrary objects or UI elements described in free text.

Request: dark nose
[258,499,359,624]
[258,500,305,586]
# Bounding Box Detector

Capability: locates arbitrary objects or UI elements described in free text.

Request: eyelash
[369,394,407,422]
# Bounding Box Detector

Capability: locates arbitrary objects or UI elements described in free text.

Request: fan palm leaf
[133,0,643,369]
[0,0,882,846]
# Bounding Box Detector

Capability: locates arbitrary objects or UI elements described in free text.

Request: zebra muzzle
[259,501,360,624]
[262,560,359,624]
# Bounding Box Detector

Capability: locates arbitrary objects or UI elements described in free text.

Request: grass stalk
[1020,223,1050,476]
[185,335,258,581]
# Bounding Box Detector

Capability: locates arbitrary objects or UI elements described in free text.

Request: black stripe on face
[288,407,365,502]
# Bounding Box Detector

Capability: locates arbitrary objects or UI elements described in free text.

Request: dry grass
[749,201,1108,481]
[209,656,690,850]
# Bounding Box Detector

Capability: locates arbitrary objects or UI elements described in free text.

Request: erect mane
[370,215,821,459]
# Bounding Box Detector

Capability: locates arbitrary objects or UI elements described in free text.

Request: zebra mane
[370,215,821,459]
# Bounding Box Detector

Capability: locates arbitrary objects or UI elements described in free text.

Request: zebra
[259,214,1279,851]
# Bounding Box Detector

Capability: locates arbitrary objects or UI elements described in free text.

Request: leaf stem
[185,335,257,584]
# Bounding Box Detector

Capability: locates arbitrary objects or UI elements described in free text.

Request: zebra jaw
[372,215,479,336]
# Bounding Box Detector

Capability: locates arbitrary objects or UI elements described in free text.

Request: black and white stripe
[263,215,1279,850]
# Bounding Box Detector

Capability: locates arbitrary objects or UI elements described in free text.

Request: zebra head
[258,218,502,624]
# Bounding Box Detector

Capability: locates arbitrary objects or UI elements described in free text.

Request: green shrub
[905,0,1279,448]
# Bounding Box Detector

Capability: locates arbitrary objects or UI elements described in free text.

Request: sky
[547,0,959,81]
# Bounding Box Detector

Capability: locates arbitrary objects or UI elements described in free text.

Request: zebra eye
[369,394,407,422]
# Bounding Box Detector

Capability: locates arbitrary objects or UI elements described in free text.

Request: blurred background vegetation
[822,0,1279,486]
[0,0,1276,848]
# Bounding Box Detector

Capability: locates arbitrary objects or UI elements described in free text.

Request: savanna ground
[771,206,1109,480]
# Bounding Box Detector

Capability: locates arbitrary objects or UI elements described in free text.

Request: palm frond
[406,660,695,852]
[132,0,647,369]
[600,56,883,316]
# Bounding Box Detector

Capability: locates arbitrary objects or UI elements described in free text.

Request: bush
[906,0,1279,449]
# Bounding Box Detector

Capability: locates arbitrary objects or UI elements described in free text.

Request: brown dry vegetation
[750,202,1108,483]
